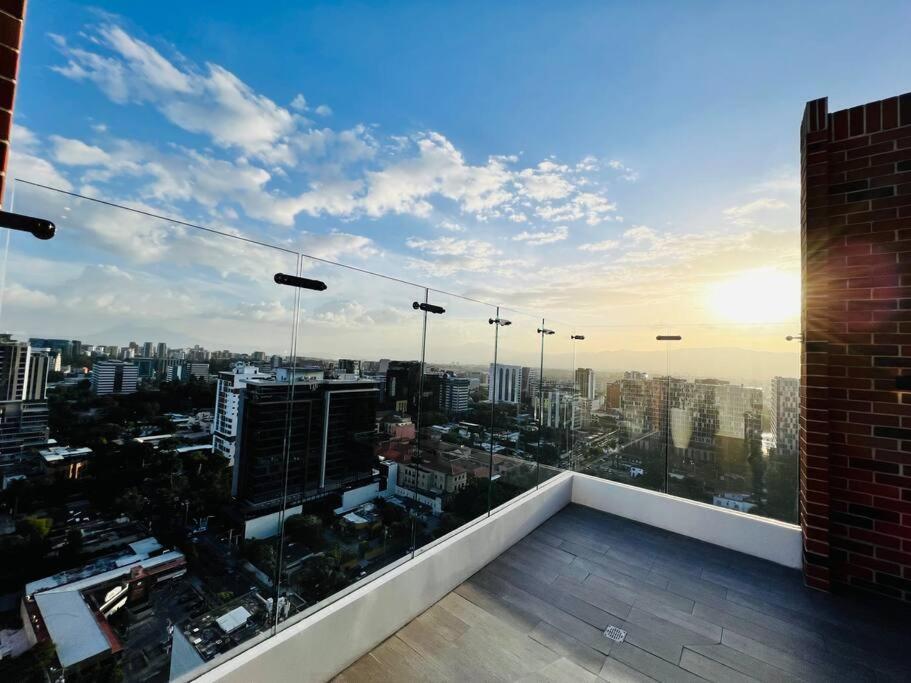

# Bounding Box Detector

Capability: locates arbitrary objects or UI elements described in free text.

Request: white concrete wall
[243,505,302,540]
[191,472,573,683]
[570,472,802,568]
[334,482,381,514]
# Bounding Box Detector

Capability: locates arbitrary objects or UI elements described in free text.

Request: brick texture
[0,0,24,207]
[800,94,911,601]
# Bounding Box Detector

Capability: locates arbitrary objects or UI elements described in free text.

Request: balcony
[0,182,902,683]
[188,473,910,683]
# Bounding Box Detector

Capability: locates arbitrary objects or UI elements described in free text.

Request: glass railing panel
[663,323,800,522]
[571,325,669,492]
[488,308,549,501]
[273,257,426,623]
[1,181,300,681]
[410,290,496,546]
[538,318,579,476]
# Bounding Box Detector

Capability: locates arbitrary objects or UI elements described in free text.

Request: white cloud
[623,225,657,242]
[50,135,111,165]
[291,94,308,112]
[517,161,574,201]
[607,159,638,181]
[512,225,569,246]
[314,104,332,117]
[2,283,58,309]
[578,239,619,252]
[723,198,788,225]
[362,132,513,218]
[404,235,513,276]
[438,219,466,232]
[53,25,296,162]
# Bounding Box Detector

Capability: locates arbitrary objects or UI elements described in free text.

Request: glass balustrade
[0,179,802,682]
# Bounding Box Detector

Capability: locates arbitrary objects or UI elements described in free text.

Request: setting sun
[706,269,800,324]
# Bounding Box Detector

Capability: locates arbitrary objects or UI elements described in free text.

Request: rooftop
[335,505,911,682]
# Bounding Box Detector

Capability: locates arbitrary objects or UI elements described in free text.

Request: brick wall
[0,0,25,207]
[800,93,911,601]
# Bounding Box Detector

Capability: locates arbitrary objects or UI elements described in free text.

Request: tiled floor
[335,504,911,682]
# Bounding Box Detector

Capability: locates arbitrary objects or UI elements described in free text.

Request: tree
[22,516,52,539]
[284,514,324,549]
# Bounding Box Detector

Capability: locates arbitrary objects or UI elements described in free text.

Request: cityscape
[0,1,908,682]
[0,323,799,681]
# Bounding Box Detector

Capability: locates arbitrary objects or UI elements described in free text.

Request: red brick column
[800,93,911,601]
[0,0,26,207]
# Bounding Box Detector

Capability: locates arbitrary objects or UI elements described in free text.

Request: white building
[488,363,523,404]
[212,364,273,462]
[441,375,470,415]
[769,376,799,459]
[90,360,138,395]
[575,367,596,400]
[537,389,581,431]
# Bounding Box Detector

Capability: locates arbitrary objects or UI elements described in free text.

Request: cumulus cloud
[512,225,569,246]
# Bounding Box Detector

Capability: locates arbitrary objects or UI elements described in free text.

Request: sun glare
[707,269,800,324]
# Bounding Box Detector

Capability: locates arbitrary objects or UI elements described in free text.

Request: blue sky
[3,1,910,360]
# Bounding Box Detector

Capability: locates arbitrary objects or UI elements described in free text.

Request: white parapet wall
[191,471,573,683]
[570,472,802,569]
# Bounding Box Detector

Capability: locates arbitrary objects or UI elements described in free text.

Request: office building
[27,338,72,360]
[575,367,596,400]
[156,342,168,359]
[0,339,29,401]
[537,389,580,431]
[25,350,50,400]
[487,363,523,404]
[141,341,154,358]
[232,377,379,510]
[769,376,799,459]
[441,374,470,416]
[385,361,421,414]
[133,357,156,379]
[90,361,139,395]
[212,364,273,462]
[0,401,49,459]
[337,359,361,377]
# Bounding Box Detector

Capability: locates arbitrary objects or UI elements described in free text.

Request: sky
[2,1,910,369]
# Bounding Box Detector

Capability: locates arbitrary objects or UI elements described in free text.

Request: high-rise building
[133,358,156,379]
[0,340,30,401]
[0,341,51,459]
[212,364,273,462]
[537,389,581,431]
[142,341,154,358]
[70,340,82,359]
[28,338,72,360]
[769,376,799,458]
[337,359,361,377]
[385,361,422,414]
[156,342,168,359]
[575,368,596,400]
[0,401,49,459]
[25,350,50,400]
[232,377,378,509]
[441,374,470,416]
[90,361,139,395]
[488,364,523,404]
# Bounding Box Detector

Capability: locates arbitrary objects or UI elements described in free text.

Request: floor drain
[604,625,627,643]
